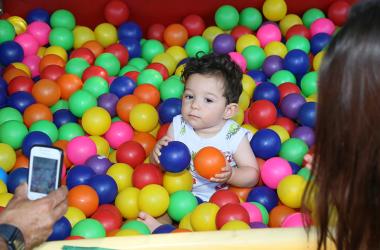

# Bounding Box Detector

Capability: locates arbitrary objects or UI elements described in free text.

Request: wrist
[0,224,25,250]
[226,167,235,184]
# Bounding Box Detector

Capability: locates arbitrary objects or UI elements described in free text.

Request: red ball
[156,123,170,141]
[182,14,206,37]
[8,76,34,94]
[328,1,351,26]
[215,203,250,229]
[285,24,310,41]
[123,71,139,82]
[146,63,169,80]
[274,117,296,135]
[132,163,163,189]
[66,236,85,240]
[91,205,123,232]
[82,65,109,82]
[70,48,95,65]
[147,23,165,42]
[104,43,129,67]
[104,0,130,26]
[248,100,277,129]
[209,189,240,207]
[230,25,253,41]
[40,64,65,81]
[116,141,146,168]
[278,82,301,102]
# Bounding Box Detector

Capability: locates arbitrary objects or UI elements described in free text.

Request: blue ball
[252,82,280,105]
[152,224,176,234]
[7,91,36,113]
[158,98,182,124]
[297,102,316,128]
[7,168,28,194]
[0,168,8,184]
[247,70,267,83]
[311,33,331,55]
[0,41,24,66]
[26,8,50,24]
[288,161,301,174]
[66,165,95,190]
[47,217,71,241]
[89,174,118,204]
[0,90,6,108]
[22,131,52,157]
[118,21,143,40]
[0,77,7,93]
[119,38,141,58]
[250,129,281,160]
[109,76,136,98]
[283,49,310,77]
[53,109,77,127]
[159,141,191,173]
[246,186,278,212]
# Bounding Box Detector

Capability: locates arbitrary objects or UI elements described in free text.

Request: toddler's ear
[223,103,239,119]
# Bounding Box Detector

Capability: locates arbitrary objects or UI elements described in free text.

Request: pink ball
[256,23,281,47]
[310,18,336,36]
[22,55,40,77]
[26,21,51,46]
[241,202,262,223]
[228,52,247,72]
[67,136,97,165]
[14,33,40,56]
[261,157,292,189]
[104,121,134,149]
[281,212,311,228]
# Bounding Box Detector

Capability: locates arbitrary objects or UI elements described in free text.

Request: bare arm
[149,123,174,165]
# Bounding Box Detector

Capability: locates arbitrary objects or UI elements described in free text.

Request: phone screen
[30,156,58,194]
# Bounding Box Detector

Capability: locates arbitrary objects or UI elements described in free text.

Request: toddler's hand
[210,163,233,184]
[151,135,173,164]
[303,153,314,169]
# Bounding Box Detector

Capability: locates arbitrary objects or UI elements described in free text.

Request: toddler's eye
[205,98,213,103]
[184,94,193,100]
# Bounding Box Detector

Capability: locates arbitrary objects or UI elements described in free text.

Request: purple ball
[85,155,112,175]
[291,126,315,147]
[213,34,236,54]
[97,93,119,117]
[280,93,306,119]
[250,222,268,229]
[262,55,283,77]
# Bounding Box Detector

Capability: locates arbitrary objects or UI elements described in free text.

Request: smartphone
[27,145,63,200]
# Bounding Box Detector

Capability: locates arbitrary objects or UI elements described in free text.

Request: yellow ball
[268,125,290,143]
[149,123,160,138]
[190,202,219,231]
[7,16,27,35]
[163,170,193,194]
[115,187,140,219]
[306,94,318,103]
[89,135,110,157]
[108,149,117,163]
[152,53,177,75]
[94,23,117,47]
[313,50,325,71]
[0,143,16,172]
[238,91,250,111]
[220,220,251,230]
[236,34,260,53]
[114,229,141,236]
[179,212,193,230]
[263,0,288,22]
[73,26,95,49]
[129,103,159,132]
[264,41,288,58]
[175,63,186,78]
[277,175,307,209]
[82,107,111,136]
[202,26,224,45]
[11,63,31,77]
[166,46,188,64]
[44,45,68,61]
[232,106,244,125]
[0,180,7,194]
[107,163,134,191]
[65,206,86,227]
[242,74,256,97]
[279,14,303,36]
[0,193,13,207]
[242,124,258,135]
[138,184,169,217]
[37,47,46,58]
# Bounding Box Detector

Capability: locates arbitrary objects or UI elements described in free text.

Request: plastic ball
[8,76,33,94]
[310,33,331,55]
[50,9,75,30]
[277,175,306,209]
[119,38,141,58]
[0,120,28,150]
[270,69,296,86]
[158,98,182,124]
[163,23,188,47]
[279,138,309,166]
[94,23,117,47]
[242,45,265,70]
[97,93,119,117]
[185,36,210,58]
[280,93,306,119]
[94,53,120,77]
[22,131,52,157]
[152,224,176,234]
[53,109,77,128]
[291,126,315,148]
[257,23,281,47]
[182,14,205,37]
[168,190,198,222]
[58,122,85,141]
[106,163,133,191]
[7,91,35,113]
[121,220,150,235]
[23,103,52,127]
[71,218,106,238]
[67,136,97,165]
[91,205,123,233]
[209,189,240,208]
[110,76,136,98]
[68,184,99,217]
[262,0,287,21]
[115,187,140,219]
[328,1,350,26]
[253,82,280,105]
[279,14,303,36]
[230,25,252,41]
[138,184,169,217]
[0,41,24,66]
[104,43,129,67]
[68,89,97,118]
[137,69,163,88]
[297,102,316,128]
[49,27,74,51]
[0,20,16,44]
[132,163,163,189]
[268,204,296,227]
[248,100,277,129]
[129,103,159,132]
[250,129,281,160]
[146,23,165,41]
[215,5,239,30]
[159,141,191,173]
[216,203,250,229]
[202,26,224,45]
[115,94,141,122]
[89,174,118,204]
[47,217,71,241]
[190,202,219,231]
[118,21,142,40]
[85,155,112,175]
[239,7,262,31]
[66,165,96,190]
[32,79,61,106]
[246,186,278,212]
[163,170,193,194]
[6,168,28,193]
[282,212,310,228]
[29,120,58,142]
[82,76,109,98]
[310,18,335,36]
[193,146,225,180]
[104,0,130,26]
[228,51,247,72]
[82,107,111,136]
[283,49,310,77]
[302,8,325,29]
[40,64,65,81]
[220,220,250,230]
[116,141,146,168]
[65,206,86,228]
[241,202,263,223]
[141,40,164,63]
[72,26,95,49]
[14,32,39,56]
[261,157,292,189]
[104,121,134,149]
[159,77,184,101]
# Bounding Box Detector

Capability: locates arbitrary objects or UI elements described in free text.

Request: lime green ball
[301,71,318,97]
[302,8,325,29]
[71,219,106,238]
[137,69,163,88]
[83,76,109,98]
[242,45,266,70]
[95,53,120,76]
[168,190,198,222]
[128,58,148,71]
[286,35,310,54]
[279,138,309,165]
[50,9,76,30]
[0,120,28,149]
[185,36,210,58]
[111,116,121,122]
[270,70,296,86]
[50,100,69,113]
[142,40,165,62]
[0,107,22,125]
[29,120,59,142]
[239,7,262,31]
[68,90,97,117]
[159,76,184,100]
[65,57,90,78]
[298,167,311,181]
[58,122,84,141]
[251,202,269,225]
[121,220,150,235]
[0,20,16,44]
[215,5,239,30]
[48,27,74,51]
[119,65,140,76]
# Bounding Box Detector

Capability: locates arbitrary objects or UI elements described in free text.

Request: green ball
[0,120,28,149]
[215,5,239,30]
[279,138,309,166]
[137,69,163,88]
[300,71,318,97]
[251,202,269,225]
[185,36,210,58]
[159,76,184,100]
[58,122,84,141]
[119,64,140,76]
[270,70,296,86]
[141,39,165,62]
[298,167,311,181]
[29,120,58,143]
[111,116,121,122]
[68,90,97,117]
[128,58,148,71]
[71,219,106,238]
[0,20,16,44]
[168,191,198,222]
[302,8,325,29]
[50,9,76,30]
[94,53,120,76]
[121,220,150,235]
[48,27,74,51]
[50,100,69,113]
[239,7,262,31]
[286,35,310,54]
[83,76,109,98]
[0,107,22,125]
[242,45,266,70]
[65,57,90,78]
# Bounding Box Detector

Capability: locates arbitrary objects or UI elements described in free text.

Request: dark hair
[303,1,380,250]
[181,52,243,104]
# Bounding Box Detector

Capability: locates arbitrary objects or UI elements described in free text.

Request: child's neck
[193,119,228,138]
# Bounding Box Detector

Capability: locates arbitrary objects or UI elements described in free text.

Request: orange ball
[3,66,29,83]
[194,146,226,180]
[13,154,29,170]
[56,74,83,100]
[39,54,66,72]
[228,186,252,202]
[172,228,192,233]
[163,24,189,47]
[53,140,72,168]
[32,79,61,106]
[132,132,157,156]
[116,94,142,122]
[23,103,53,127]
[68,185,99,217]
[82,40,104,57]
[268,205,296,228]
[133,84,160,107]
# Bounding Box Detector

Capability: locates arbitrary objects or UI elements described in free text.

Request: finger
[46,186,68,208]
[50,200,68,220]
[14,182,27,199]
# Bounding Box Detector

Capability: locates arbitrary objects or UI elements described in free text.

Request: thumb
[14,182,28,199]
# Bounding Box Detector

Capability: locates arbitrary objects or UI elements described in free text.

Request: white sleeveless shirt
[172,114,253,201]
